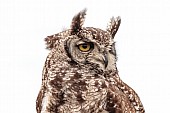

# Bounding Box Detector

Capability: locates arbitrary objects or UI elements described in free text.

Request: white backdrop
[0,0,170,112]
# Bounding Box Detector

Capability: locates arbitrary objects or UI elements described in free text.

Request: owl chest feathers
[44,55,111,112]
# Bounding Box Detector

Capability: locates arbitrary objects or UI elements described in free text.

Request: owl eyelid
[77,42,94,47]
[76,41,91,45]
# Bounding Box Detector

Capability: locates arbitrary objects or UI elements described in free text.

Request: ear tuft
[107,16,121,39]
[70,9,87,34]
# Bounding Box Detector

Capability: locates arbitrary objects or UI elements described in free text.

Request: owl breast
[48,59,109,113]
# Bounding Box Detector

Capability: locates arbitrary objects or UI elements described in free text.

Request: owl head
[45,9,121,72]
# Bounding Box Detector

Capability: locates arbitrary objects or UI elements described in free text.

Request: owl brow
[76,38,92,45]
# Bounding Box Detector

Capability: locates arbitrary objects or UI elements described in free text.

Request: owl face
[65,29,115,71]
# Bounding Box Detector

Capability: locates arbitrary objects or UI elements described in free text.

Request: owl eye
[78,42,94,52]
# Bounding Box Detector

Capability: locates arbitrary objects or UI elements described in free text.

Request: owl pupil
[82,44,87,48]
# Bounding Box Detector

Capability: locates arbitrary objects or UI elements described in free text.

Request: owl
[36,9,145,113]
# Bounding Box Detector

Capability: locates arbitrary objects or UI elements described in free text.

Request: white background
[0,0,170,112]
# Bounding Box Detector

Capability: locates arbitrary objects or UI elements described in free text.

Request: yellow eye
[78,43,93,52]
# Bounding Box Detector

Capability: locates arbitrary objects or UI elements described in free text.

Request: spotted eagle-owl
[36,9,145,113]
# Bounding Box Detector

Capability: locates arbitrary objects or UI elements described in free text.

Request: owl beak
[103,52,108,68]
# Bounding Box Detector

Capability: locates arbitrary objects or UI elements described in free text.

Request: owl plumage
[36,9,145,113]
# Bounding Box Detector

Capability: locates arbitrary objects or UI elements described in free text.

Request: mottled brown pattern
[36,9,145,113]
[36,87,45,113]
